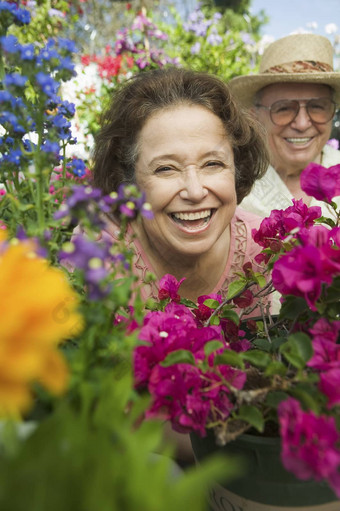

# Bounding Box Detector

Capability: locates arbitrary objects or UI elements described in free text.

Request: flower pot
[190,431,339,510]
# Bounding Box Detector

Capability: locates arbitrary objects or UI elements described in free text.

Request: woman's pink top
[101,207,265,303]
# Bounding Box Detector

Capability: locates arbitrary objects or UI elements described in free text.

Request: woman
[92,67,269,304]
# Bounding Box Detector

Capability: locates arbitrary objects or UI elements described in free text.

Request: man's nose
[290,104,313,129]
[179,168,208,202]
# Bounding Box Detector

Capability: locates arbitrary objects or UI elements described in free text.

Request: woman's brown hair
[92,66,269,203]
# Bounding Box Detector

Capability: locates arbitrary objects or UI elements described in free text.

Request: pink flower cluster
[134,275,247,436]
[301,162,340,203]
[253,195,340,310]
[253,198,322,264]
[279,397,340,497]
[272,225,340,309]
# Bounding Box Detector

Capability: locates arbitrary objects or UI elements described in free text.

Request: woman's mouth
[170,209,215,231]
[285,137,313,146]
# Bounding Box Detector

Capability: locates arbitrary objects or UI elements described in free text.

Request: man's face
[254,82,334,175]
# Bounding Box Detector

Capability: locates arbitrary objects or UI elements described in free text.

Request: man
[229,33,340,217]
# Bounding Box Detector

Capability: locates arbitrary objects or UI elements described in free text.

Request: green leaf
[220,308,240,325]
[161,349,196,367]
[278,296,308,320]
[241,350,271,369]
[203,299,220,308]
[280,332,313,369]
[180,298,198,309]
[264,360,287,377]
[209,315,220,326]
[226,279,246,300]
[253,273,267,288]
[265,391,289,408]
[204,341,224,357]
[252,338,271,352]
[237,405,264,432]
[214,350,245,370]
[289,386,321,414]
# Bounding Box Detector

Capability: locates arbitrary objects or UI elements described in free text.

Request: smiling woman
[92,67,269,303]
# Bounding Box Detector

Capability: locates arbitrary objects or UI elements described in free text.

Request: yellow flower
[0,237,84,418]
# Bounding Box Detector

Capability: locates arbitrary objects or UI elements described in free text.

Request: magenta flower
[300,162,340,202]
[272,245,325,309]
[279,398,340,496]
[307,319,340,371]
[158,273,186,302]
[319,369,340,408]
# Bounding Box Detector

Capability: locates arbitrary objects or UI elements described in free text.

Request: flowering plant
[133,162,340,496]
[0,3,228,510]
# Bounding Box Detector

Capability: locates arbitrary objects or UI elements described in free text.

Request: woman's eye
[205,161,223,168]
[154,165,173,174]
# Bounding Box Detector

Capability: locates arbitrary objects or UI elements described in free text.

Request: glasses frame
[255,97,338,126]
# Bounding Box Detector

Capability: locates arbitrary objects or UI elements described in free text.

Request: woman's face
[134,104,237,263]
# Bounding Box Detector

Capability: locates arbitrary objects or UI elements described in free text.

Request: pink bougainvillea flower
[307,337,340,371]
[158,273,186,302]
[310,318,340,345]
[300,162,340,202]
[194,293,223,322]
[272,245,327,309]
[282,199,321,232]
[233,288,254,308]
[319,369,340,408]
[307,318,340,371]
[279,398,340,496]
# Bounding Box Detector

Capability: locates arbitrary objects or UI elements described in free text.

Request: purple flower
[327,138,340,150]
[190,42,201,55]
[301,162,340,202]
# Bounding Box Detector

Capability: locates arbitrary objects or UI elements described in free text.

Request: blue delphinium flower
[67,158,86,178]
[20,43,35,60]
[4,72,28,88]
[36,72,59,97]
[0,34,19,52]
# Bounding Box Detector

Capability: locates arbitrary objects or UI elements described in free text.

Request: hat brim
[229,72,340,108]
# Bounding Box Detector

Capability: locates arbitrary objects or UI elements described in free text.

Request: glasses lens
[270,100,299,126]
[307,98,336,124]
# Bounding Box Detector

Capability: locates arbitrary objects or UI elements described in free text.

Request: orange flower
[0,237,84,417]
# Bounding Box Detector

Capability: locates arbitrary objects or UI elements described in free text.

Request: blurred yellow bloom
[0,236,84,418]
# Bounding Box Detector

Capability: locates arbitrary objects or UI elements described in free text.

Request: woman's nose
[179,169,208,202]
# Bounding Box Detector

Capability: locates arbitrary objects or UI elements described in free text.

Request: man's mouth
[170,209,215,231]
[285,137,313,146]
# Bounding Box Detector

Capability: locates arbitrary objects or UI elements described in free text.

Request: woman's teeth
[172,209,211,221]
[286,137,312,145]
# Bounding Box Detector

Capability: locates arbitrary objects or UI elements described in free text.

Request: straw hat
[229,33,340,107]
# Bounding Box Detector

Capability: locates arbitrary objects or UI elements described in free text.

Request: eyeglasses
[255,97,337,126]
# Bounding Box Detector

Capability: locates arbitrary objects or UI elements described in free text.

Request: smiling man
[229,33,340,217]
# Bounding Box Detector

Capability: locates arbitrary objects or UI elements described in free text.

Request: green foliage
[158,3,265,83]
[0,373,226,511]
